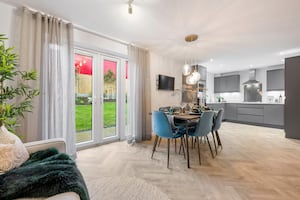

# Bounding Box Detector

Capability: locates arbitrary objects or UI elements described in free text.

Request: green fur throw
[0,148,89,200]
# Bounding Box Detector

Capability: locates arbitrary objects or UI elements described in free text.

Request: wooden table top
[173,114,201,120]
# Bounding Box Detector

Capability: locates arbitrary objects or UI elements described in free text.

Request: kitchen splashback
[244,83,262,102]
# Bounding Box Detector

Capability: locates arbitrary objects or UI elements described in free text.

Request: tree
[104,70,116,83]
[0,34,39,132]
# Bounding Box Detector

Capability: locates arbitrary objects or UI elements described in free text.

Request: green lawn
[75,102,116,131]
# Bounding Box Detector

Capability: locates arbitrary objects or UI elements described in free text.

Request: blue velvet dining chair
[211,108,224,155]
[151,111,185,168]
[187,111,215,165]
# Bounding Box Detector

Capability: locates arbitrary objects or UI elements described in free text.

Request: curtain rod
[11,3,146,50]
[22,5,130,47]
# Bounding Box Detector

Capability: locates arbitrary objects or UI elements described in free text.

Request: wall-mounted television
[157,74,175,91]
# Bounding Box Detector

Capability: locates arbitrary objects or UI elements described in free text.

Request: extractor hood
[242,69,260,85]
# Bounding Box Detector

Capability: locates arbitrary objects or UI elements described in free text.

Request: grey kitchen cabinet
[237,114,264,123]
[214,77,221,93]
[267,69,284,91]
[225,103,237,120]
[219,77,227,93]
[214,75,240,93]
[264,105,284,126]
[226,75,240,92]
[207,103,284,128]
[285,56,300,139]
[237,104,264,124]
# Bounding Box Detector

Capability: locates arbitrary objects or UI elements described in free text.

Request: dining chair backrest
[212,108,224,131]
[172,106,182,113]
[194,111,215,137]
[152,111,173,138]
[167,115,177,130]
[159,106,170,113]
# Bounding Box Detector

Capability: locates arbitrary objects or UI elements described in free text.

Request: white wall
[74,29,128,56]
[0,2,16,46]
[206,64,285,103]
[149,52,183,111]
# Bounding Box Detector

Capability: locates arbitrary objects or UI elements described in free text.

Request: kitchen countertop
[207,102,285,105]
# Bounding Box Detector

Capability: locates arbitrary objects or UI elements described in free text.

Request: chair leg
[190,137,194,148]
[211,131,218,155]
[157,137,162,147]
[179,139,182,154]
[167,138,170,168]
[215,131,223,149]
[206,136,214,159]
[180,137,186,159]
[196,136,201,165]
[183,137,187,148]
[151,135,159,159]
[175,138,177,153]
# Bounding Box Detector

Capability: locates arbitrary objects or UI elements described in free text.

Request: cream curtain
[128,45,151,142]
[17,8,76,157]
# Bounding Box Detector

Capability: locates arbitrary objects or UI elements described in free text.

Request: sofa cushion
[0,126,29,173]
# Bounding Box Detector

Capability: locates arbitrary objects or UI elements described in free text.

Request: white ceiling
[3,0,300,73]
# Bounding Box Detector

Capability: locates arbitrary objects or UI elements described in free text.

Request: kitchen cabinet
[214,77,221,93]
[237,104,264,124]
[264,105,284,126]
[225,103,237,120]
[208,103,284,128]
[285,56,300,139]
[267,69,284,91]
[214,75,240,93]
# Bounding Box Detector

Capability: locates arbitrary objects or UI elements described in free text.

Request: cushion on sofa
[0,125,29,173]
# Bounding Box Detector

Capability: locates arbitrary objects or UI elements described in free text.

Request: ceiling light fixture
[128,0,134,14]
[183,34,201,85]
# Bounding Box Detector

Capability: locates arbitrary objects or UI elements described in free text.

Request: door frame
[75,47,127,149]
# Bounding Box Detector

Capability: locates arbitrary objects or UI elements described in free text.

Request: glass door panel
[74,53,93,143]
[103,59,117,138]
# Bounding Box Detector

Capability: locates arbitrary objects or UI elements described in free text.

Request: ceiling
[3,0,300,73]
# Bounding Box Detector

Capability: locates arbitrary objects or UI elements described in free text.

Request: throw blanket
[0,148,89,200]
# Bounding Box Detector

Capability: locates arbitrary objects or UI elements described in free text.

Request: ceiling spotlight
[128,0,134,14]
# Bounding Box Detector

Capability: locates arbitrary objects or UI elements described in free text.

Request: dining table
[174,113,201,168]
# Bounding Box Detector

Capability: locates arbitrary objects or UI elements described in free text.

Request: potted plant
[0,34,39,133]
[216,96,224,102]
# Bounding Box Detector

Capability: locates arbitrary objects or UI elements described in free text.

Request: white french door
[74,49,127,148]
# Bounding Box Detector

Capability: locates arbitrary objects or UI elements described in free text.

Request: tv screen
[158,74,175,91]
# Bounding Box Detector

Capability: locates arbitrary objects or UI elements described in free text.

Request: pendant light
[186,74,196,85]
[182,63,191,76]
[191,65,201,82]
[183,34,201,84]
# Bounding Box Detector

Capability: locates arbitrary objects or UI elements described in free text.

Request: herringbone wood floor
[77,122,300,200]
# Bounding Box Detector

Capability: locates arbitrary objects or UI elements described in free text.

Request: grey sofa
[16,138,81,200]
